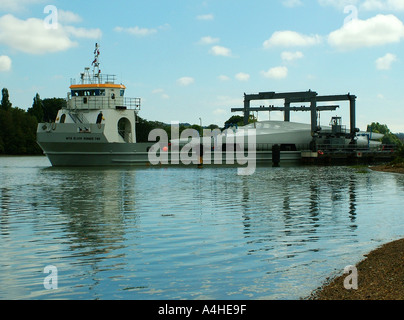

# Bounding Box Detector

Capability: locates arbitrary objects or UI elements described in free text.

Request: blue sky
[1,0,404,132]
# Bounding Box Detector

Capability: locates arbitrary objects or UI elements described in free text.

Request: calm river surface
[0,156,403,300]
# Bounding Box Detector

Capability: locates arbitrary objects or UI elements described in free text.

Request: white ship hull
[37,120,379,167]
[36,123,302,167]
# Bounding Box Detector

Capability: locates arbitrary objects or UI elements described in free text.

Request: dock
[231,89,398,166]
[301,147,396,165]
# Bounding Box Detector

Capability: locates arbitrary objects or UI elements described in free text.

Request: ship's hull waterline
[37,141,301,167]
[36,121,303,167]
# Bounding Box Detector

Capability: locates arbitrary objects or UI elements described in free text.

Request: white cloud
[282,0,303,7]
[0,14,101,54]
[218,75,230,81]
[152,88,170,99]
[210,45,232,57]
[0,0,45,12]
[213,108,227,115]
[197,14,214,21]
[198,36,220,45]
[0,55,11,72]
[281,51,304,61]
[362,0,404,11]
[58,10,82,24]
[263,31,321,48]
[235,73,250,81]
[114,26,157,37]
[261,66,288,79]
[177,77,195,86]
[318,0,359,9]
[65,26,102,39]
[0,14,77,54]
[375,53,397,70]
[328,14,404,50]
[361,0,386,10]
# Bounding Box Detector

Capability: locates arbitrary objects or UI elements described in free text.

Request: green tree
[0,89,42,155]
[28,93,44,122]
[42,98,66,122]
[367,122,402,146]
[135,117,171,142]
[1,88,12,112]
[399,145,404,158]
[224,115,244,128]
[0,109,12,153]
[367,122,390,135]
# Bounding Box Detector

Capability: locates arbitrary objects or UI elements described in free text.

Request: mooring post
[198,144,204,168]
[272,144,280,167]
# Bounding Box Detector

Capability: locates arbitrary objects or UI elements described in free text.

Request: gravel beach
[370,163,404,174]
[307,238,404,300]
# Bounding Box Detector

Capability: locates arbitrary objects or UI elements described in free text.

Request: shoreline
[307,238,404,300]
[370,162,404,174]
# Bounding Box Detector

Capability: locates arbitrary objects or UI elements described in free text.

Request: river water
[0,156,403,300]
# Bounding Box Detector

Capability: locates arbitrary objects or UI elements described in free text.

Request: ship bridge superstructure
[67,44,140,111]
[46,43,141,145]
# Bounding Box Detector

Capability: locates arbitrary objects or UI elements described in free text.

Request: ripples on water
[0,156,403,300]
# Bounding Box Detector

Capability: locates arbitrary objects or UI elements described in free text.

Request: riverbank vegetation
[0,88,64,155]
[367,122,402,146]
[370,144,404,174]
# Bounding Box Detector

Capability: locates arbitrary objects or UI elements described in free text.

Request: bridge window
[71,89,105,97]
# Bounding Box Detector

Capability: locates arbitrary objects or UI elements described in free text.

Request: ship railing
[318,126,348,135]
[123,98,141,110]
[70,74,117,85]
[315,144,397,152]
[212,143,309,152]
[67,97,141,111]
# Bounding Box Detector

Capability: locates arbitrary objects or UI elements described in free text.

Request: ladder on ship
[69,112,89,124]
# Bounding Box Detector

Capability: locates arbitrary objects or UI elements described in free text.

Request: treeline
[367,122,403,146]
[135,117,219,143]
[135,115,252,143]
[0,88,63,155]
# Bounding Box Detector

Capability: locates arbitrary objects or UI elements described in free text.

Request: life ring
[318,150,324,156]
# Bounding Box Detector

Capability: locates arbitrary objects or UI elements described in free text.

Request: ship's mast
[92,43,101,82]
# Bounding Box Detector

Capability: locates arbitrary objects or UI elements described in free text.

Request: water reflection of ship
[239,168,359,250]
[43,169,138,257]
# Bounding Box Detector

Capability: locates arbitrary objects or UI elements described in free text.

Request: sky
[0,0,404,132]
